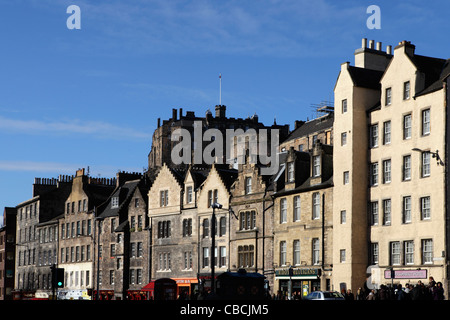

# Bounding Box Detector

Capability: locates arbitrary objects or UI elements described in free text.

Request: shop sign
[275,268,320,278]
[384,269,427,279]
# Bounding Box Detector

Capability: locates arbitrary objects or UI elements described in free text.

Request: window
[403,196,412,224]
[245,177,252,194]
[420,196,431,220]
[422,239,433,264]
[422,152,431,177]
[312,239,320,265]
[403,81,410,100]
[312,193,320,220]
[293,240,300,265]
[312,156,321,177]
[390,242,401,265]
[340,249,346,263]
[202,248,209,268]
[219,217,226,236]
[184,251,193,270]
[280,198,287,223]
[371,243,379,265]
[280,241,287,266]
[160,190,168,207]
[159,253,171,271]
[287,162,294,182]
[207,189,218,208]
[238,245,254,268]
[293,196,300,221]
[186,186,193,203]
[340,210,346,224]
[385,87,392,106]
[182,219,192,237]
[157,221,171,238]
[240,211,256,230]
[369,124,378,148]
[403,114,412,139]
[370,201,378,225]
[111,197,119,208]
[343,171,349,185]
[202,219,209,238]
[422,109,430,135]
[403,155,411,181]
[342,99,347,113]
[383,159,391,184]
[383,121,391,145]
[383,199,391,226]
[134,198,139,208]
[370,162,379,186]
[404,241,414,265]
[219,247,226,267]
[341,132,347,146]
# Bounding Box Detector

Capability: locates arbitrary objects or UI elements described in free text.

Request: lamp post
[412,148,445,166]
[210,202,222,294]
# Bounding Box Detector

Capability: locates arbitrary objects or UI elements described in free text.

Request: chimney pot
[376,41,382,51]
[369,40,374,49]
[386,45,392,55]
[362,38,367,48]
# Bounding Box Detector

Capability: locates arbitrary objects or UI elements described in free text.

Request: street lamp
[210,202,222,294]
[412,148,445,166]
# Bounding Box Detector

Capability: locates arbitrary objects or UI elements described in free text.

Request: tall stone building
[13,175,72,299]
[272,142,333,298]
[0,207,16,300]
[96,171,151,300]
[58,169,115,300]
[334,38,450,296]
[229,156,275,292]
[147,106,289,170]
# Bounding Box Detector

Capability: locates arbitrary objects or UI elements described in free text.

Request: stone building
[229,157,274,292]
[0,207,16,300]
[96,171,151,300]
[147,105,289,171]
[14,175,72,299]
[333,38,450,296]
[272,142,333,299]
[58,168,115,300]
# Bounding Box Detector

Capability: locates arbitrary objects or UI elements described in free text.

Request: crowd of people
[342,277,445,301]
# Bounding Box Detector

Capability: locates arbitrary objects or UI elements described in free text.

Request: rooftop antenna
[219,73,222,105]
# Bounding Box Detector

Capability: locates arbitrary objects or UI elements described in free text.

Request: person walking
[432,282,444,300]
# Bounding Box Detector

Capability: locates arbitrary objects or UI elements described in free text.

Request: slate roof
[347,66,385,90]
[283,113,333,143]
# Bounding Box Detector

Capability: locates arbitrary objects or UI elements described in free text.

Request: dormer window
[287,162,295,182]
[111,197,119,208]
[186,186,193,203]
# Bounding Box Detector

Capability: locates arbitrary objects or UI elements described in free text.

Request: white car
[305,291,345,300]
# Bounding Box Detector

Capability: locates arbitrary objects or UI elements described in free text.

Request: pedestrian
[432,282,444,300]
[366,289,376,300]
[356,287,365,300]
[346,289,354,300]
[396,284,406,300]
[378,285,387,300]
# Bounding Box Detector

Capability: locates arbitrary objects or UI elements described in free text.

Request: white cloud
[0,116,151,140]
[0,160,143,177]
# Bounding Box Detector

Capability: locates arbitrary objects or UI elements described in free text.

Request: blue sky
[1,0,450,223]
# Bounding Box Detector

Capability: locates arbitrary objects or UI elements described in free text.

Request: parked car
[304,291,345,300]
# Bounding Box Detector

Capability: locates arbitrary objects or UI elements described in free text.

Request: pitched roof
[283,113,333,143]
[347,66,384,90]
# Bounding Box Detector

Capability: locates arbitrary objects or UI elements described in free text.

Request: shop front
[173,278,199,299]
[275,268,322,299]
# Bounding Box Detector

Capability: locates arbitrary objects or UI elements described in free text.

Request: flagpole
[219,73,222,105]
